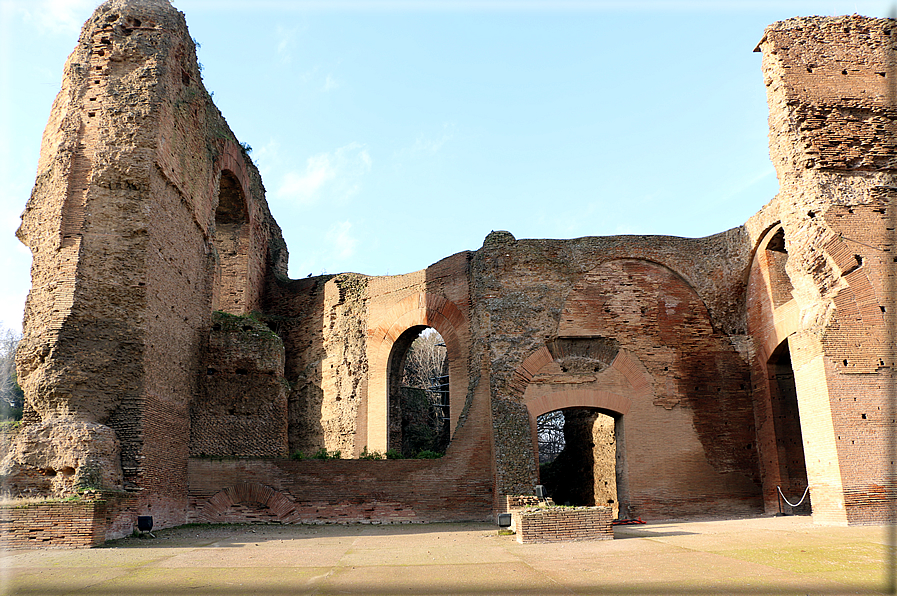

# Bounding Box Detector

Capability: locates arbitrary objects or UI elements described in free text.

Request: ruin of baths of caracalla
[1,0,896,545]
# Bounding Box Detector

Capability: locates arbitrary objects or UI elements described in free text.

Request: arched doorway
[366,292,469,453]
[537,407,622,517]
[387,326,450,457]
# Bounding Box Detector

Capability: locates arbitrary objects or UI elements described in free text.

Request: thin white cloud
[322,74,338,92]
[411,123,455,155]
[326,220,358,260]
[279,155,337,202]
[275,26,298,64]
[253,139,282,178]
[273,143,372,206]
[11,0,95,36]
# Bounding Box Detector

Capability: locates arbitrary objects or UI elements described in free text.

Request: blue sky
[1,0,893,333]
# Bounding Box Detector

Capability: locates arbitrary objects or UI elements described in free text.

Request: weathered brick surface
[187,457,493,524]
[0,493,140,549]
[513,507,613,543]
[747,15,897,524]
[0,501,107,549]
[191,312,289,458]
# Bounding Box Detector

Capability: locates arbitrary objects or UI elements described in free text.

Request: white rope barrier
[777,485,809,508]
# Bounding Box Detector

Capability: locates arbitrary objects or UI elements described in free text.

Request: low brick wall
[187,457,494,524]
[513,506,613,543]
[0,499,108,549]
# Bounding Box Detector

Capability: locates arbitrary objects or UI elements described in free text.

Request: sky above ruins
[0,0,894,332]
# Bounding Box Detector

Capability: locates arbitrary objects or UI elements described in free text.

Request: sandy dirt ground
[0,515,892,595]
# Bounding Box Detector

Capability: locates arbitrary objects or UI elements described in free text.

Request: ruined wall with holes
[4,0,286,533]
[7,2,896,544]
[190,312,289,458]
[260,272,371,457]
[473,230,763,519]
[745,15,897,525]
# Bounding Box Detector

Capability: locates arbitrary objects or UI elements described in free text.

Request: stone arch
[525,388,632,420]
[211,166,250,314]
[746,221,871,523]
[520,348,649,444]
[207,141,255,315]
[519,348,650,482]
[367,293,469,452]
[518,349,652,515]
[748,229,801,365]
[517,348,651,414]
[197,482,298,523]
[559,257,716,339]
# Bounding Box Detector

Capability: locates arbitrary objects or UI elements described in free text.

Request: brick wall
[0,501,107,549]
[191,312,289,458]
[188,457,493,524]
[748,15,896,525]
[513,507,613,543]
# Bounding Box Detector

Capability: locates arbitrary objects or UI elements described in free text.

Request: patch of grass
[0,419,21,432]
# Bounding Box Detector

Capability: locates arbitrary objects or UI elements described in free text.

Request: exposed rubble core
[3,4,895,545]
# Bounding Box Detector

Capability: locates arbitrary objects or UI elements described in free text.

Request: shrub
[385,449,403,460]
[290,450,306,460]
[311,448,341,460]
[415,450,444,459]
[359,446,383,460]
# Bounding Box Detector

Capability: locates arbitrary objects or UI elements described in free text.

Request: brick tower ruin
[2,0,894,545]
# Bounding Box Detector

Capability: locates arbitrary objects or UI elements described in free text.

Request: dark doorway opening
[769,339,811,515]
[537,408,622,517]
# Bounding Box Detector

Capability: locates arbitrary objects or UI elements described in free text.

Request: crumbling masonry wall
[5,2,896,545]
[4,0,286,533]
[747,15,896,524]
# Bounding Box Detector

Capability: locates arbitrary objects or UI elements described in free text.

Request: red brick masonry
[513,506,613,544]
[0,500,108,549]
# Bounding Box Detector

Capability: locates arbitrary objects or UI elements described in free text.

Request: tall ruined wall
[262,272,369,457]
[472,229,762,517]
[6,0,286,529]
[749,15,896,524]
[261,251,477,460]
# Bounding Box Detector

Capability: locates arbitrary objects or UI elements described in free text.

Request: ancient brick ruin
[3,0,895,544]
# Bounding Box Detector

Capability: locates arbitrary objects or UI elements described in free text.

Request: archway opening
[768,339,811,515]
[765,226,794,308]
[537,407,621,517]
[211,170,249,314]
[387,326,449,457]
